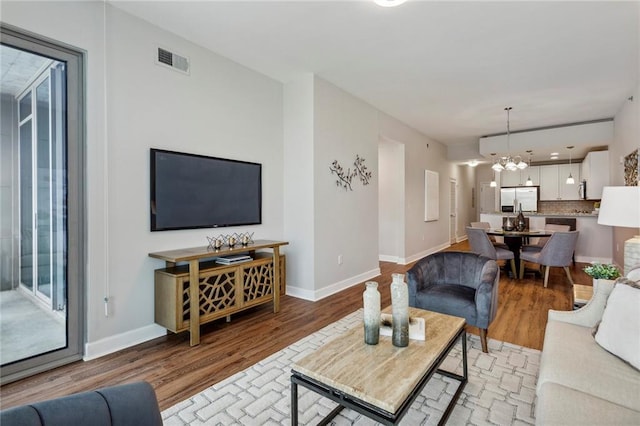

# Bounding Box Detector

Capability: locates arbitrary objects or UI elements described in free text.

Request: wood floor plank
[0,240,593,411]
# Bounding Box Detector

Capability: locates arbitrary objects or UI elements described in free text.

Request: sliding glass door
[1,24,84,384]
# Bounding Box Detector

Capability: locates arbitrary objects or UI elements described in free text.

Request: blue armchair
[407,251,500,353]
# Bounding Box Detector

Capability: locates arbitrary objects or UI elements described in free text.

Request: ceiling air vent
[156,47,190,75]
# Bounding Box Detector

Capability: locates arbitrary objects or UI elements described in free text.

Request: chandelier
[491,107,528,172]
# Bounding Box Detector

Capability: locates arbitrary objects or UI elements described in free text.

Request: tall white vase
[391,273,409,347]
[363,281,381,345]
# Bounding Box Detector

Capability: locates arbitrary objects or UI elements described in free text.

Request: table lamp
[597,186,640,275]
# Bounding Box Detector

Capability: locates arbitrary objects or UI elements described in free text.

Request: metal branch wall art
[354,155,372,186]
[329,160,357,191]
[330,155,373,191]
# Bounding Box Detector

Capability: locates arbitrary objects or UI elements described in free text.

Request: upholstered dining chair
[466,226,517,279]
[407,251,500,353]
[519,231,579,287]
[470,221,508,249]
[521,224,570,253]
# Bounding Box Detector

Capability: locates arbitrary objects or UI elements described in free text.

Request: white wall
[378,113,460,264]
[2,2,284,358]
[611,86,640,267]
[378,137,404,262]
[312,78,380,295]
[283,74,315,298]
[4,2,461,358]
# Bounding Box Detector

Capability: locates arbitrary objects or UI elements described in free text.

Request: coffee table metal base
[290,329,467,426]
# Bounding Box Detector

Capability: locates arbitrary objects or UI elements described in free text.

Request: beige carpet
[162,310,540,425]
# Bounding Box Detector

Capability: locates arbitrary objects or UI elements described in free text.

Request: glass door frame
[1,23,85,384]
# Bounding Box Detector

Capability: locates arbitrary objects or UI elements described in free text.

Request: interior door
[480,182,496,214]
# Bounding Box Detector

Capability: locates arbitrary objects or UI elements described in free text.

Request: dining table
[485,228,553,277]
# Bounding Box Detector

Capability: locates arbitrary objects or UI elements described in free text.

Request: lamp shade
[597,186,640,228]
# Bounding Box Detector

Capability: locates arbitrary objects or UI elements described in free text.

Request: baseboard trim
[286,267,381,302]
[575,255,613,264]
[378,254,399,263]
[400,242,451,265]
[83,323,167,361]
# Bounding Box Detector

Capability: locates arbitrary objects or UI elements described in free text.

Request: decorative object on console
[390,273,409,347]
[363,281,381,345]
[206,232,255,250]
[597,186,640,275]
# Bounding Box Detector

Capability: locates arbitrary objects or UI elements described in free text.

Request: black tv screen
[150,149,262,231]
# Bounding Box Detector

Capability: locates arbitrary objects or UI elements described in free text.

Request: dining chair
[521,224,570,252]
[467,226,517,278]
[470,222,508,249]
[519,231,579,287]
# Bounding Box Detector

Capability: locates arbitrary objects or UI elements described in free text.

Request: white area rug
[162,310,540,425]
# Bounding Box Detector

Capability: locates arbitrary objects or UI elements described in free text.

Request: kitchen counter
[482,212,598,218]
[479,213,611,264]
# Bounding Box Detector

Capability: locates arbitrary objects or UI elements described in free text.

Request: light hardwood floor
[0,240,593,411]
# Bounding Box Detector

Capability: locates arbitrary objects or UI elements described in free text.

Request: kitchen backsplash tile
[538,200,598,214]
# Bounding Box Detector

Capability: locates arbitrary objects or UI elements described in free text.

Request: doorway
[1,25,85,383]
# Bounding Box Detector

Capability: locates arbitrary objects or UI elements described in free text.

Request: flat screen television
[150,148,262,231]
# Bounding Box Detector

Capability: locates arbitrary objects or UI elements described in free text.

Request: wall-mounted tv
[150,148,262,231]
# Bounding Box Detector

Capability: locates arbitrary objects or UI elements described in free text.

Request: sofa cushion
[594,281,640,370]
[535,382,640,425]
[538,320,640,412]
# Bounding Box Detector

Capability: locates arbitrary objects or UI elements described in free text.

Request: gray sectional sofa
[535,270,640,425]
[0,381,162,426]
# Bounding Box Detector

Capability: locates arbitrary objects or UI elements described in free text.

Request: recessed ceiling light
[374,0,408,7]
[550,155,559,160]
[550,152,559,156]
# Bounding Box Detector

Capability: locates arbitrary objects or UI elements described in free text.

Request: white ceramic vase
[390,273,409,347]
[363,281,381,345]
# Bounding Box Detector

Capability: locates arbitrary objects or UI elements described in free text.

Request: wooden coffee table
[290,307,467,425]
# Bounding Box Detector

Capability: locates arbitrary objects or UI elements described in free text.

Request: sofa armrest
[547,279,615,327]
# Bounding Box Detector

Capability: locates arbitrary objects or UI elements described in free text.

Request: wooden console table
[149,240,288,346]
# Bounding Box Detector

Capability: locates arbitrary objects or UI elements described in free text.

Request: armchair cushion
[407,251,499,330]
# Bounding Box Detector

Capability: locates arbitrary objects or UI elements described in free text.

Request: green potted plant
[583,263,620,280]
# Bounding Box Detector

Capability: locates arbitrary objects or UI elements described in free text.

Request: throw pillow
[594,279,640,370]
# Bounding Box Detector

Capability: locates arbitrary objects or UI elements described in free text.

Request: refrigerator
[500,187,539,212]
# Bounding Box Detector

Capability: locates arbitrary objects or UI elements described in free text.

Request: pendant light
[525,150,533,186]
[566,146,575,184]
[493,107,528,172]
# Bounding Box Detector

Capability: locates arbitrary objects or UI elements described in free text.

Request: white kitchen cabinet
[580,151,609,199]
[540,164,580,200]
[500,170,521,187]
[500,166,539,187]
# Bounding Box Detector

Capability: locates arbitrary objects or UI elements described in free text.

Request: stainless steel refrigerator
[500,187,539,212]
